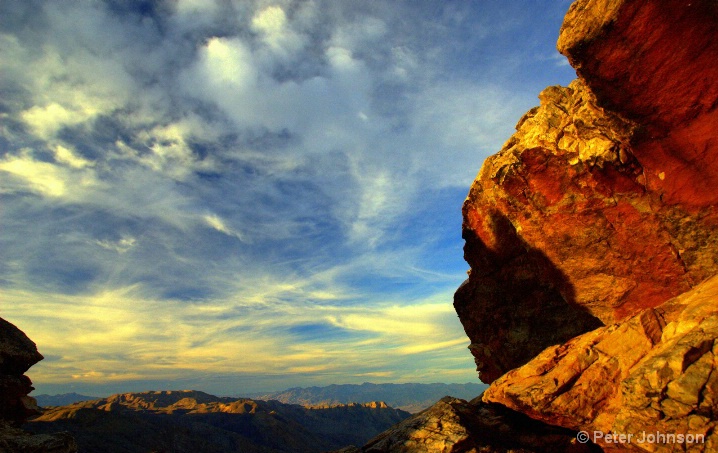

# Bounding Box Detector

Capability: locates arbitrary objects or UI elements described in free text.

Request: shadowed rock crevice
[455,67,718,384]
[455,209,603,383]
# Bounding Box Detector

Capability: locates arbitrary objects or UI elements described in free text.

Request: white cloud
[251,5,306,59]
[203,214,246,242]
[0,0,578,393]
[204,37,258,88]
[21,103,97,140]
[53,145,93,169]
[0,152,98,198]
[95,236,137,254]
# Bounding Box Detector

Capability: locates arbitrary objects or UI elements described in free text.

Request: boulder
[0,420,77,453]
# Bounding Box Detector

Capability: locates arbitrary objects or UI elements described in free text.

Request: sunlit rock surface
[455,0,718,384]
[483,275,718,452]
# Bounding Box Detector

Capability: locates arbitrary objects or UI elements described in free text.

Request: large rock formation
[483,275,718,452]
[0,317,77,453]
[353,2,717,451]
[455,0,718,383]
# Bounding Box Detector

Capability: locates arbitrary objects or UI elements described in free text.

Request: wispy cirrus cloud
[0,0,576,395]
[2,283,467,393]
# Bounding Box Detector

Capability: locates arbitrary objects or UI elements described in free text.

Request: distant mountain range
[249,382,487,413]
[34,392,100,407]
[26,390,410,453]
[34,382,488,413]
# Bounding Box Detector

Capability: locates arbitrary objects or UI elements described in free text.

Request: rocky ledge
[484,275,718,452]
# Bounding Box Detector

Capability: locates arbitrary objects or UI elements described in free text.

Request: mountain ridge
[248,382,487,413]
[26,389,411,453]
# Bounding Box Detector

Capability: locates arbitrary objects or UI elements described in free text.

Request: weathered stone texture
[0,318,43,424]
[482,275,718,452]
[358,396,599,453]
[455,0,718,384]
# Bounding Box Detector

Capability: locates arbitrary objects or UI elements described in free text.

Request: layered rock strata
[455,0,718,383]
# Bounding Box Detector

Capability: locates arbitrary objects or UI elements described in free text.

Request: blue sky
[0,0,576,396]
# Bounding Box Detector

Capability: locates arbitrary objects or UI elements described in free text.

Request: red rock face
[456,0,718,383]
[560,0,718,210]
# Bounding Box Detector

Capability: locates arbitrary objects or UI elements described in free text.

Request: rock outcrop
[483,275,718,452]
[436,0,718,452]
[347,396,600,453]
[455,0,718,384]
[356,1,717,450]
[0,317,77,453]
[0,318,44,424]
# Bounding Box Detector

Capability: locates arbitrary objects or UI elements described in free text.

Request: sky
[0,0,576,397]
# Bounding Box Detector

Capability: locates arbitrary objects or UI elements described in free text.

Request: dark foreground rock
[340,396,600,453]
[0,420,77,453]
[0,318,77,453]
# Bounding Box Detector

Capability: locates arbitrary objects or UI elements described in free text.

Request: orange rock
[482,275,718,453]
[455,0,718,383]
[559,0,718,209]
